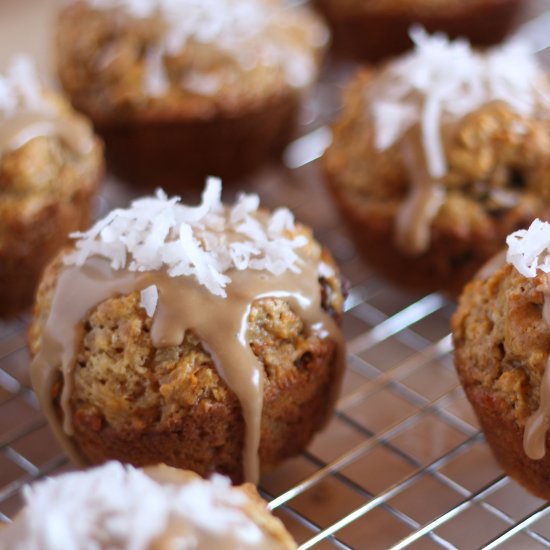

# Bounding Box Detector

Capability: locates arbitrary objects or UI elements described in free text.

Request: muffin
[29,177,346,484]
[0,56,103,317]
[324,31,550,295]
[0,461,297,549]
[452,218,550,499]
[315,0,523,62]
[56,0,328,189]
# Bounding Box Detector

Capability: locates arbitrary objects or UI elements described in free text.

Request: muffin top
[325,30,550,255]
[0,462,297,549]
[29,178,345,483]
[57,0,328,120]
[0,56,102,247]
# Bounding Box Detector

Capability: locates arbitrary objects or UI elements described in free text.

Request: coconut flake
[140,285,159,317]
[506,219,550,278]
[0,462,273,550]
[64,177,305,298]
[368,27,550,179]
[0,55,45,117]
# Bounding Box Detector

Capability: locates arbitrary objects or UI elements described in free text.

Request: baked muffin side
[0,56,103,317]
[453,220,550,498]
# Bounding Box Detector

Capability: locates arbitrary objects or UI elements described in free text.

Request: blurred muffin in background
[324,30,550,295]
[0,462,298,549]
[0,55,103,318]
[29,178,346,484]
[56,0,329,189]
[315,0,524,62]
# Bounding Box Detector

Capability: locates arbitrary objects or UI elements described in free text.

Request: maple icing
[31,252,344,483]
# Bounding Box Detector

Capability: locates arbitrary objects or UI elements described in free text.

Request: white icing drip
[86,0,326,95]
[64,177,308,298]
[0,462,285,550]
[368,27,550,179]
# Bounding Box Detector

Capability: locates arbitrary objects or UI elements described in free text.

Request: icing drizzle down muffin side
[30,178,346,483]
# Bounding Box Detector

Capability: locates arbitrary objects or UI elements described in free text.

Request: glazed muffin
[315,0,523,62]
[0,462,297,549]
[324,31,550,295]
[0,56,103,318]
[56,0,328,188]
[452,219,550,499]
[29,177,346,484]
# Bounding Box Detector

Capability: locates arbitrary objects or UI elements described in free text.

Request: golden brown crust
[0,129,103,317]
[315,0,523,61]
[452,264,550,498]
[56,1,324,188]
[29,245,345,483]
[145,465,297,548]
[324,71,550,295]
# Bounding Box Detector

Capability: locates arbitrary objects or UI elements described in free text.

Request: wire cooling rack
[2,158,550,550]
[2,2,550,549]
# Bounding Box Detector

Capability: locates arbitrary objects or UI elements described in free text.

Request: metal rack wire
[2,2,550,548]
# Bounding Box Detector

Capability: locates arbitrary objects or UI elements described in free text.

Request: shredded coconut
[0,56,45,118]
[64,177,307,298]
[140,284,159,316]
[86,0,327,94]
[368,27,550,179]
[0,462,271,550]
[507,219,550,278]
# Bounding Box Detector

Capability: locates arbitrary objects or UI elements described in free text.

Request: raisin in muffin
[29,178,346,484]
[0,56,103,317]
[0,462,297,549]
[452,219,550,499]
[315,0,523,62]
[56,0,328,188]
[324,31,550,295]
